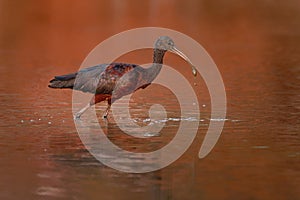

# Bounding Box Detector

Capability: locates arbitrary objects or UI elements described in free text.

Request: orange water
[1,1,300,199]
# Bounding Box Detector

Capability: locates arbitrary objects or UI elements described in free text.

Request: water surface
[0,1,300,199]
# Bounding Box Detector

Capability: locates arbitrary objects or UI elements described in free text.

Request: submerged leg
[103,98,111,119]
[74,103,91,119]
[74,94,110,119]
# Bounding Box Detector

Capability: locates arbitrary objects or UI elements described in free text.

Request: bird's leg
[74,103,91,119]
[103,98,112,119]
[75,94,111,119]
[74,94,101,119]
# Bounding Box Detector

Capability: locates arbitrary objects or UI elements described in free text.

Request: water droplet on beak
[192,67,197,77]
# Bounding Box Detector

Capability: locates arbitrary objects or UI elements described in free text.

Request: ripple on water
[36,186,66,198]
[251,146,270,149]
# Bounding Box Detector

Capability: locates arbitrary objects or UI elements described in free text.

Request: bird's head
[155,36,175,51]
[155,36,197,76]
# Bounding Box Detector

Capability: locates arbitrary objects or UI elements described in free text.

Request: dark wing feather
[73,64,107,93]
[73,63,138,94]
[54,73,78,81]
[49,73,77,88]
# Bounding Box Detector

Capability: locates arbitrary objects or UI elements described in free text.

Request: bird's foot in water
[102,114,108,119]
[102,109,110,119]
[74,113,82,120]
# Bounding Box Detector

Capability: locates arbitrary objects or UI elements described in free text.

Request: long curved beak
[170,46,197,76]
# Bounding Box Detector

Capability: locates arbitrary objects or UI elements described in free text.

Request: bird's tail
[48,72,77,89]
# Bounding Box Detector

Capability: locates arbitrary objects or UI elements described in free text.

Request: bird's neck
[153,48,166,64]
[145,49,166,82]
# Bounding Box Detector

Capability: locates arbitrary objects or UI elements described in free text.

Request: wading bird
[49,36,196,119]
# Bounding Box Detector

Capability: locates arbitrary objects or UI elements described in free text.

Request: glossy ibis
[49,36,196,119]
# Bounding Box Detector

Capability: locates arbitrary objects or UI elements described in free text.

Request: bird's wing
[73,64,107,93]
[73,63,138,94]
[111,66,147,102]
